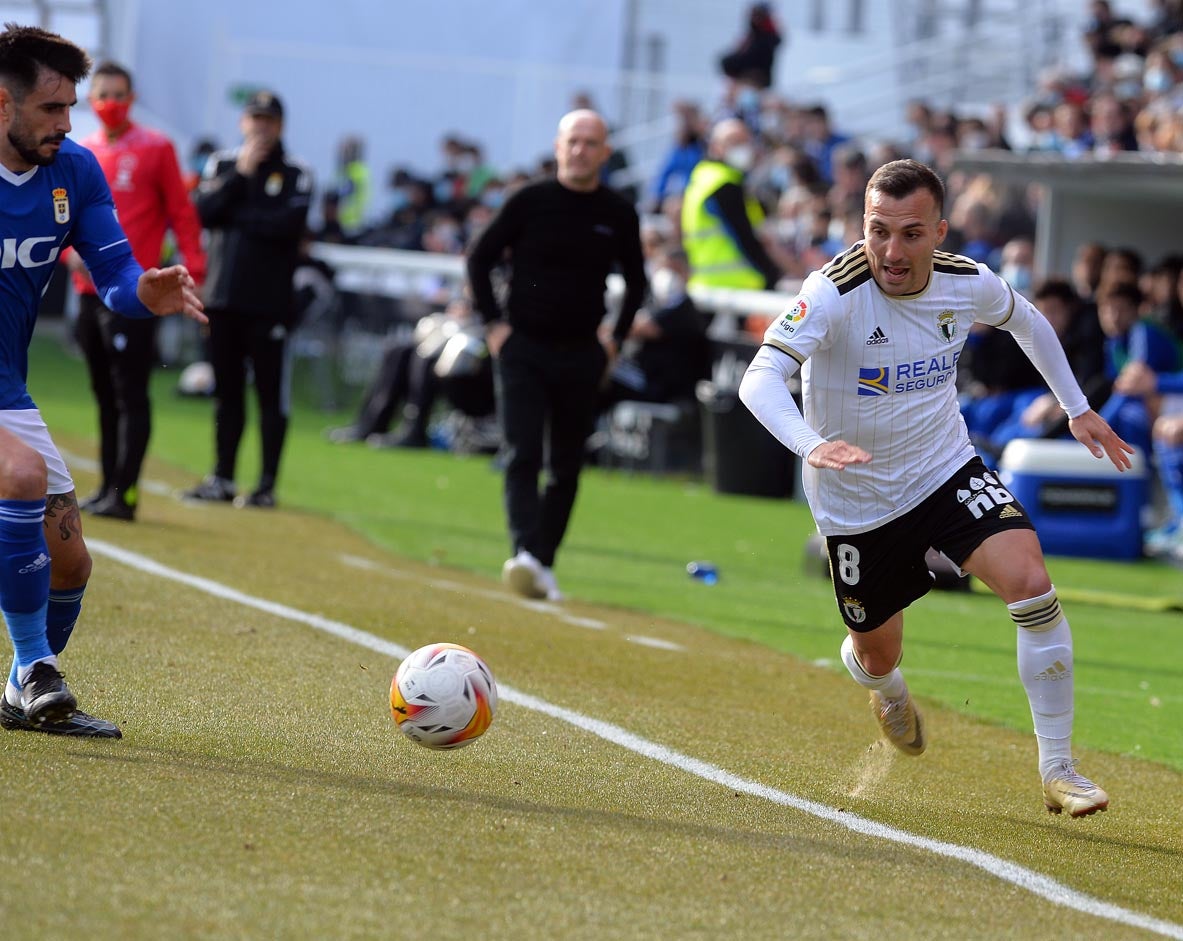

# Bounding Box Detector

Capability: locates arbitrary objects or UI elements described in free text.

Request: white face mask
[649,267,686,307]
[724,143,755,172]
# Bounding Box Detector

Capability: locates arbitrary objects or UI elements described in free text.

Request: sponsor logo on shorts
[956,470,1016,520]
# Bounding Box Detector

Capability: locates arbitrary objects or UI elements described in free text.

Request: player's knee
[0,448,48,499]
[1006,566,1053,606]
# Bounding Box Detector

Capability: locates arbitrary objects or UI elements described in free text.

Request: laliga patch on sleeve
[778,296,810,335]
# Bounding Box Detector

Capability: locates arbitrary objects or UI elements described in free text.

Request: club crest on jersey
[52,187,69,224]
[265,172,283,197]
[842,596,867,624]
[937,309,957,341]
[778,297,809,334]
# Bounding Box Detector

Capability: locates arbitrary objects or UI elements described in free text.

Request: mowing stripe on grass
[87,538,1183,941]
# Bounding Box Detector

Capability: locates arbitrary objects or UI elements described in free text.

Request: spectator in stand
[1094,280,1182,457]
[1088,93,1140,154]
[997,236,1036,297]
[1071,241,1108,303]
[648,100,706,212]
[313,190,349,244]
[183,136,218,192]
[718,2,783,90]
[681,118,784,298]
[800,105,850,185]
[333,135,371,239]
[1050,101,1092,157]
[462,142,498,202]
[69,61,207,522]
[827,146,869,222]
[599,248,711,411]
[327,297,483,449]
[982,279,1109,454]
[1099,245,1143,292]
[948,198,1001,267]
[1142,254,1183,336]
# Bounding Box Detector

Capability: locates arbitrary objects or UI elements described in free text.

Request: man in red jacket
[68,61,206,521]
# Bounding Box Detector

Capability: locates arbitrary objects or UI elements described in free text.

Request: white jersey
[761,244,1016,535]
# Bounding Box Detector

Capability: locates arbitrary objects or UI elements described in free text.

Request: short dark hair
[866,159,945,215]
[1097,280,1143,307]
[1033,278,1080,307]
[92,59,132,92]
[0,23,91,101]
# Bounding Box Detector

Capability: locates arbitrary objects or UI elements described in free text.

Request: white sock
[15,654,58,688]
[840,634,907,699]
[1010,587,1074,779]
[4,679,20,707]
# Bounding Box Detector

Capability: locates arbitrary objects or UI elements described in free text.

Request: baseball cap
[243,89,284,119]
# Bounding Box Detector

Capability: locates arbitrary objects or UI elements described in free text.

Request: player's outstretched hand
[807,440,872,471]
[1068,409,1135,471]
[137,265,207,324]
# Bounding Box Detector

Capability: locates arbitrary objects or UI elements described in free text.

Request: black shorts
[825,456,1035,632]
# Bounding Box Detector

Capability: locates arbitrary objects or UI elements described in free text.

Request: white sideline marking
[87,538,1182,940]
[339,553,616,634]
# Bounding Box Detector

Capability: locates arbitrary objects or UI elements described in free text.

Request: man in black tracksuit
[184,90,312,508]
[466,109,647,601]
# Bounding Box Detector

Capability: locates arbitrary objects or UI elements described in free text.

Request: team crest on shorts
[937,309,957,342]
[52,187,69,224]
[842,596,867,624]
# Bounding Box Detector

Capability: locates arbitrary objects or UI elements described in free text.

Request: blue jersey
[0,138,149,409]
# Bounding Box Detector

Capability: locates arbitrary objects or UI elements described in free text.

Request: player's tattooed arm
[44,492,83,542]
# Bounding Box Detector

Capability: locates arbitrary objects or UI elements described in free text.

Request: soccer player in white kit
[0,25,204,737]
[740,160,1132,817]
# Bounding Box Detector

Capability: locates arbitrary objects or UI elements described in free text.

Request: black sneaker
[20,661,77,725]
[87,491,136,521]
[234,489,276,509]
[78,487,109,511]
[183,475,236,502]
[0,698,121,738]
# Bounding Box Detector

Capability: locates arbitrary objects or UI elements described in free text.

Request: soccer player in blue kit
[0,25,204,737]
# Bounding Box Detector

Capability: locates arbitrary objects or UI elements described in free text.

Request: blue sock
[0,498,52,675]
[46,585,85,655]
[8,585,84,697]
[1154,440,1183,524]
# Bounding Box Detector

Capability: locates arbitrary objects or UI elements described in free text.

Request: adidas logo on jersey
[865,326,890,346]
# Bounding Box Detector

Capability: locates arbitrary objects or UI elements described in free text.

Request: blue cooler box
[997,439,1147,560]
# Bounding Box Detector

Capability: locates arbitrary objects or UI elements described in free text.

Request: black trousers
[354,339,440,439]
[494,332,606,568]
[74,293,158,501]
[207,311,291,492]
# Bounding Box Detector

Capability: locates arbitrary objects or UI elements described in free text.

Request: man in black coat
[184,90,313,508]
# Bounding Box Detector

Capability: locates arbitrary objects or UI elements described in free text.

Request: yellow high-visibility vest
[680,159,767,290]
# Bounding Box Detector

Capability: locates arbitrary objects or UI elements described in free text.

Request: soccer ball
[390,643,498,749]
